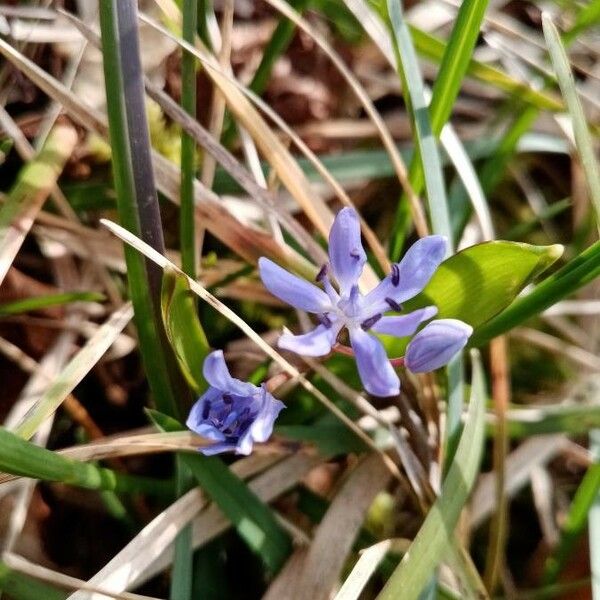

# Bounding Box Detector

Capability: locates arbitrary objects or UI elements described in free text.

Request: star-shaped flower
[187,351,285,455]
[259,208,472,396]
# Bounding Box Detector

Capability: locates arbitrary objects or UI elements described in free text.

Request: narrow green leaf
[148,409,292,572]
[471,240,600,346]
[0,427,171,497]
[543,432,600,584]
[410,26,563,112]
[543,14,600,235]
[99,0,183,419]
[0,292,105,317]
[0,561,66,600]
[376,350,486,600]
[394,0,489,255]
[385,0,452,256]
[402,241,563,328]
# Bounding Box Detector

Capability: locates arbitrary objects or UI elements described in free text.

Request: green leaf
[99,0,184,419]
[376,350,487,600]
[543,431,600,584]
[161,267,211,394]
[0,292,105,317]
[148,409,292,573]
[543,14,600,235]
[385,0,452,255]
[0,427,172,497]
[410,26,563,112]
[471,239,600,346]
[276,424,367,456]
[404,241,563,327]
[392,0,489,257]
[0,561,66,600]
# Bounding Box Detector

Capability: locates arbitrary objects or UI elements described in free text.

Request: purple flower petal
[371,306,437,337]
[200,441,239,456]
[349,327,400,397]
[259,257,332,313]
[202,350,255,396]
[328,208,366,295]
[186,388,222,433]
[405,319,472,373]
[278,323,340,357]
[249,387,286,443]
[365,235,447,313]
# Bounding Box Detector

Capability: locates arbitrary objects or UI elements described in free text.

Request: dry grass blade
[137,11,390,274]
[12,302,134,440]
[3,553,160,600]
[0,31,315,277]
[471,434,568,528]
[0,36,108,135]
[56,432,292,462]
[66,488,207,600]
[259,0,428,237]
[76,454,304,594]
[334,539,411,600]
[101,218,405,483]
[135,14,337,242]
[0,124,77,286]
[145,81,327,265]
[289,453,393,600]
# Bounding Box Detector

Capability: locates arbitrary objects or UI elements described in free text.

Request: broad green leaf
[404,241,563,327]
[376,350,486,600]
[471,239,600,346]
[0,291,105,317]
[161,267,210,394]
[148,409,292,572]
[0,427,171,497]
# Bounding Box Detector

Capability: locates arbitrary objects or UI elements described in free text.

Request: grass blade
[148,409,292,573]
[0,125,77,285]
[0,291,104,316]
[375,350,486,600]
[542,13,600,234]
[0,427,171,497]
[180,0,197,279]
[390,0,489,256]
[11,303,133,440]
[385,0,451,257]
[0,560,66,600]
[99,0,184,419]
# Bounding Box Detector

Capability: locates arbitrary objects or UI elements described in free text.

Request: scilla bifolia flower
[187,351,284,455]
[258,208,472,397]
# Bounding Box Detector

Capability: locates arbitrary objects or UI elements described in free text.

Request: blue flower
[186,351,285,455]
[258,207,472,397]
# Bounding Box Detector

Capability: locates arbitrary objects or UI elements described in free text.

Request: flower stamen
[391,263,400,286]
[385,297,403,311]
[361,313,382,330]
